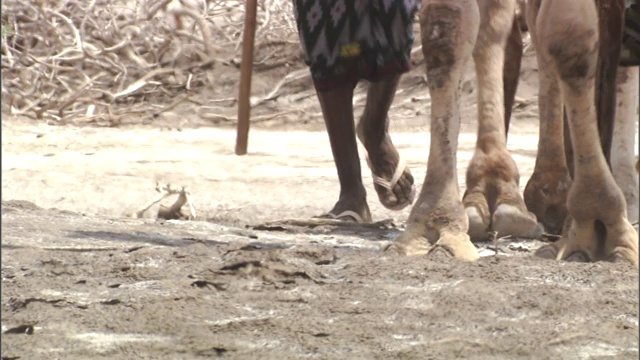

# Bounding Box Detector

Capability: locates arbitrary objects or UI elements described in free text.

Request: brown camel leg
[356,76,416,211]
[464,0,540,241]
[611,66,639,223]
[594,0,625,164]
[390,0,480,261]
[534,0,638,266]
[522,0,572,235]
[503,16,523,136]
[315,83,372,223]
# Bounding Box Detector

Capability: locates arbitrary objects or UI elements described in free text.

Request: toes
[393,172,411,203]
[322,197,372,223]
[608,247,639,267]
[435,233,479,262]
[532,216,638,266]
[565,250,591,263]
[427,245,455,260]
[535,241,593,263]
[367,148,415,211]
[466,202,542,241]
[391,170,416,206]
[378,188,400,209]
[606,222,639,266]
[535,244,559,260]
[466,206,490,241]
[492,204,541,239]
[388,237,432,256]
[377,169,415,211]
[392,231,479,261]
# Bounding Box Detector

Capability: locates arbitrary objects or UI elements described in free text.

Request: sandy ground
[2,39,639,359]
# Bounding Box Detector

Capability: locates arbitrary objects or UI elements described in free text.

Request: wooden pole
[235,0,258,155]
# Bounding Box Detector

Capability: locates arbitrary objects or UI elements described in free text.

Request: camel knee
[538,2,599,93]
[525,0,541,39]
[472,0,516,58]
[420,0,479,89]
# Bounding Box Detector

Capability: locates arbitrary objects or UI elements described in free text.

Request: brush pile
[1,0,300,125]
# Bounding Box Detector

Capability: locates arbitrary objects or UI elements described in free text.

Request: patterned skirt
[293,0,419,92]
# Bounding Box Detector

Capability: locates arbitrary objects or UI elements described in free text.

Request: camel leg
[464,0,540,241]
[534,0,638,266]
[522,0,572,235]
[503,16,523,135]
[390,0,479,261]
[611,66,639,223]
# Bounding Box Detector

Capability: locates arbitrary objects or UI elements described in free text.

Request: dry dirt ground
[2,38,640,359]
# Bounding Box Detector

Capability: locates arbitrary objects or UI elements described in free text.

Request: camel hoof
[388,234,431,257]
[466,206,489,241]
[565,250,591,263]
[535,244,558,260]
[492,204,541,238]
[392,232,479,262]
[608,247,639,267]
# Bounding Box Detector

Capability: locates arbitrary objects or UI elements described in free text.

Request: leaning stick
[235,0,258,155]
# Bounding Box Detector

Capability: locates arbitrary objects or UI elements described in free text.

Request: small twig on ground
[133,182,197,220]
[490,232,513,255]
[132,184,175,219]
[490,231,499,256]
[157,185,197,220]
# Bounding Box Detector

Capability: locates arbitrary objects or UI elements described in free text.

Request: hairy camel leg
[464,0,539,241]
[522,0,572,235]
[611,66,639,223]
[316,83,372,222]
[390,0,479,261]
[534,0,638,266]
[356,76,416,211]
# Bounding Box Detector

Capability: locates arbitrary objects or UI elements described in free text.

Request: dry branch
[133,182,197,220]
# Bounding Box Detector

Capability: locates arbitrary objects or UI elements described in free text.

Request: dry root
[133,182,197,220]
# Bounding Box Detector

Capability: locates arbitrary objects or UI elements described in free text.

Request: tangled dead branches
[1,0,299,125]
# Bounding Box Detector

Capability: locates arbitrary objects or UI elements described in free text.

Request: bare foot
[357,125,416,211]
[317,192,372,223]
